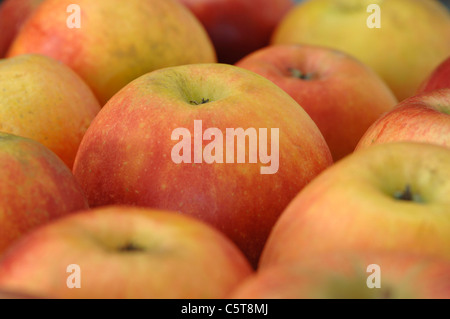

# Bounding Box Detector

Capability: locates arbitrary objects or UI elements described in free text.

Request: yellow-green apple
[0,132,88,255]
[0,0,44,57]
[260,142,450,269]
[356,88,450,150]
[7,0,217,105]
[271,0,450,101]
[236,44,398,161]
[417,56,450,93]
[72,63,333,268]
[178,0,294,64]
[0,206,253,299]
[230,252,450,299]
[0,54,101,168]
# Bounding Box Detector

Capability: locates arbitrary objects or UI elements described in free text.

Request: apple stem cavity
[288,68,314,81]
[189,98,210,106]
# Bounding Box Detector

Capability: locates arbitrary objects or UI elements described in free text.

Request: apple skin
[178,0,294,64]
[259,142,450,269]
[417,56,450,93]
[0,0,44,57]
[0,54,101,169]
[0,289,41,299]
[236,44,398,161]
[72,63,333,268]
[356,88,450,151]
[229,252,450,299]
[271,0,450,101]
[0,206,253,299]
[7,0,216,105]
[0,132,89,255]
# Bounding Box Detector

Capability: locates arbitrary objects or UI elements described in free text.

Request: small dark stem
[288,68,314,80]
[189,98,210,105]
[394,185,414,201]
[118,242,144,252]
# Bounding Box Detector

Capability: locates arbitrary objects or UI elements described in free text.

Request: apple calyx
[118,242,145,253]
[189,98,210,105]
[288,68,314,81]
[393,184,422,203]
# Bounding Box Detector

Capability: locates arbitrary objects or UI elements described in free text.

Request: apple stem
[288,68,314,80]
[118,242,144,252]
[394,184,415,202]
[189,98,210,105]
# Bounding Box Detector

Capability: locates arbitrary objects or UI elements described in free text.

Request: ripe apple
[0,54,101,169]
[0,132,89,255]
[271,0,450,101]
[0,206,253,299]
[236,44,398,161]
[7,0,216,105]
[0,0,43,57]
[417,56,450,93]
[260,142,450,268]
[230,252,450,299]
[178,0,294,64]
[356,88,450,150]
[72,63,333,268]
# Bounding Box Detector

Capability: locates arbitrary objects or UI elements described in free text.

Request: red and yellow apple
[0,206,253,299]
[230,252,450,299]
[260,142,450,268]
[417,56,450,93]
[7,0,216,105]
[0,132,89,255]
[0,0,44,57]
[356,88,450,150]
[72,63,333,268]
[271,0,450,101]
[236,44,397,161]
[178,0,294,64]
[0,54,101,168]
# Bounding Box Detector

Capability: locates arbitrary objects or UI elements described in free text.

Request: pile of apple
[0,0,449,299]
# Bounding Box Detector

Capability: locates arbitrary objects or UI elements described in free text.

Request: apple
[0,205,253,299]
[356,88,450,151]
[0,0,44,57]
[259,142,450,269]
[178,0,294,64]
[7,0,216,105]
[0,132,89,255]
[417,56,450,93]
[230,252,450,299]
[236,44,398,161]
[0,54,101,169]
[271,0,450,101]
[72,63,334,268]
